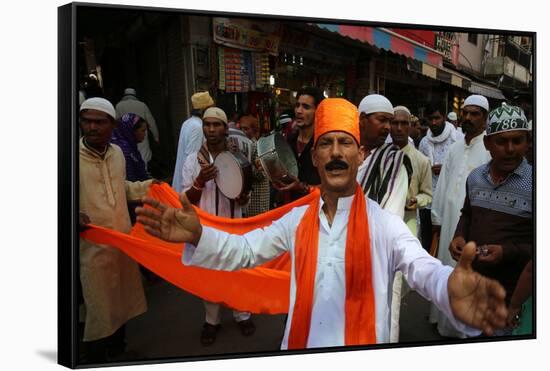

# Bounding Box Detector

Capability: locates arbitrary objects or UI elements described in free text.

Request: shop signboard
[213,17,281,55]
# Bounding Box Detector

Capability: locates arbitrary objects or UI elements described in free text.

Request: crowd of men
[77,86,533,363]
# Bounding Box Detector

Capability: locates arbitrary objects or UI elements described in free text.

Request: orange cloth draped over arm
[81,183,317,314]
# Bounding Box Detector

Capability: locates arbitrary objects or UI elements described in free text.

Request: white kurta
[172,115,205,193]
[180,150,244,218]
[115,95,159,165]
[181,147,249,324]
[183,193,479,348]
[418,122,458,193]
[429,132,491,336]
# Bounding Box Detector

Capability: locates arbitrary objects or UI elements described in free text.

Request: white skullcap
[393,105,411,115]
[358,94,394,115]
[464,94,489,112]
[447,112,457,121]
[124,88,136,96]
[80,97,116,120]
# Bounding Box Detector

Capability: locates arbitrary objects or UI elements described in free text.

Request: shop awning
[469,81,506,100]
[314,23,444,67]
[312,23,506,99]
[407,60,472,90]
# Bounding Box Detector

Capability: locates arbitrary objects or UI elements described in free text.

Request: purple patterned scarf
[111,113,149,181]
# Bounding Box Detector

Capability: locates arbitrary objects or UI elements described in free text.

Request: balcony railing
[484,56,530,85]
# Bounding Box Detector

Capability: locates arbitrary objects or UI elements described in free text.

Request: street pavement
[91,276,450,365]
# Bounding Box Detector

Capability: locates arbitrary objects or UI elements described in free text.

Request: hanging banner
[213,17,281,55]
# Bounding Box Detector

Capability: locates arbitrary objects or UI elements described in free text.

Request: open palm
[448,242,508,335]
[136,193,202,245]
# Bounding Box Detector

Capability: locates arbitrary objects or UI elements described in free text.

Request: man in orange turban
[136,98,508,349]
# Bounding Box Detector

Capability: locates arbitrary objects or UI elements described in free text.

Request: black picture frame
[58,2,536,369]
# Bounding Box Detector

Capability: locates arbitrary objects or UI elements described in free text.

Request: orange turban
[314,98,360,145]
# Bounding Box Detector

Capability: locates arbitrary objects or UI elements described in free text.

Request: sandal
[200,323,221,345]
[237,319,256,336]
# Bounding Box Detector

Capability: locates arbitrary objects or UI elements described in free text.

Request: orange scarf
[288,184,376,349]
[81,183,318,314]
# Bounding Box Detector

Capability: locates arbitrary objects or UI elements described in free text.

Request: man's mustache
[325,159,349,171]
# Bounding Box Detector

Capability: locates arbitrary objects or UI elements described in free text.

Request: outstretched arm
[136,192,293,270]
[448,242,508,335]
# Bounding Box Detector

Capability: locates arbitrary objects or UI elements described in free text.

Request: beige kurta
[401,143,433,236]
[79,138,152,341]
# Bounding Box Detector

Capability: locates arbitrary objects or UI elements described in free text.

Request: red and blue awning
[315,24,443,67]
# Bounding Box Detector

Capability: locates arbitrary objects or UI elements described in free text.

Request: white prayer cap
[358,94,394,115]
[124,88,137,96]
[464,94,489,112]
[393,105,411,115]
[80,97,116,120]
[447,112,458,121]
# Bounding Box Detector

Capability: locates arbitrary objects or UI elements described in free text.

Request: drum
[214,151,253,199]
[257,132,298,184]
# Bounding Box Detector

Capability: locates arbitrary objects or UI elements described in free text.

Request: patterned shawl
[359,143,413,207]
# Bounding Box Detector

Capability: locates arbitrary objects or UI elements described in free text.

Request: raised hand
[448,242,508,335]
[196,163,218,187]
[272,174,309,194]
[136,193,202,245]
[405,197,418,210]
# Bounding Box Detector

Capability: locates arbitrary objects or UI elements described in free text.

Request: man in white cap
[172,91,215,193]
[429,94,492,337]
[390,106,432,236]
[447,111,458,127]
[449,104,533,336]
[357,94,412,219]
[115,88,159,169]
[180,106,255,346]
[356,94,412,343]
[447,111,464,136]
[385,105,433,342]
[78,97,157,362]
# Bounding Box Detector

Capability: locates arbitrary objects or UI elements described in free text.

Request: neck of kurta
[83,137,109,158]
[465,130,484,145]
[320,186,356,226]
[207,140,227,158]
